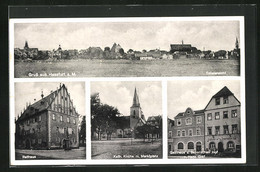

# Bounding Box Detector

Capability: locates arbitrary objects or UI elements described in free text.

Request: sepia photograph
[167,80,241,159]
[11,17,241,78]
[91,81,162,159]
[14,82,86,160]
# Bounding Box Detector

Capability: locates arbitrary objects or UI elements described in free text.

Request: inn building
[15,84,80,149]
[168,86,241,154]
[204,86,241,153]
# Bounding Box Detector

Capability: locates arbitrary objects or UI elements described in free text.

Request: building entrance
[218,142,224,152]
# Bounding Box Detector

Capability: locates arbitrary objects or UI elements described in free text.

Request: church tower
[24,41,29,50]
[130,87,142,129]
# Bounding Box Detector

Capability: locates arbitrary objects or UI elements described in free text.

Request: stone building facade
[204,86,241,153]
[15,84,80,149]
[168,86,241,155]
[168,108,205,153]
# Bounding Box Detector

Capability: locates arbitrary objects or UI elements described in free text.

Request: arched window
[133,110,136,118]
[227,141,235,149]
[178,142,184,149]
[188,142,194,149]
[209,142,216,150]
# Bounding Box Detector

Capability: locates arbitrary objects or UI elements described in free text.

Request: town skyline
[14,20,240,52]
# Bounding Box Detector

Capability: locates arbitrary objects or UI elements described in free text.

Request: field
[92,139,162,159]
[14,59,240,77]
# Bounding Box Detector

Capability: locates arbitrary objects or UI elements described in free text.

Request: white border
[9,16,246,166]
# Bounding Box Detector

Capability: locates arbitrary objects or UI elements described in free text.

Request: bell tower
[130,87,142,129]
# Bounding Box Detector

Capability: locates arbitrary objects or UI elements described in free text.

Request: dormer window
[223,96,229,104]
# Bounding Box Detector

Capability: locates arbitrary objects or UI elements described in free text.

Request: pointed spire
[132,87,140,107]
[235,37,239,50]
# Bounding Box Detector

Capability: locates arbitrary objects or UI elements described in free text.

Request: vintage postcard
[9,16,246,166]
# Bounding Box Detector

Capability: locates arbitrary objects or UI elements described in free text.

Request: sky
[168,80,240,120]
[14,20,240,52]
[91,81,162,119]
[15,82,85,118]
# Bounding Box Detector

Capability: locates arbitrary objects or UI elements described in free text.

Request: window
[231,110,238,118]
[223,96,229,104]
[207,113,212,121]
[188,142,194,149]
[56,127,59,133]
[196,128,201,135]
[32,128,35,133]
[196,116,202,124]
[232,124,238,134]
[65,97,67,101]
[60,115,63,122]
[223,111,228,119]
[73,119,76,124]
[176,119,182,126]
[215,126,220,135]
[52,114,56,120]
[67,117,70,123]
[38,127,41,132]
[38,139,42,144]
[177,130,181,137]
[181,130,186,137]
[208,127,212,135]
[178,142,184,149]
[215,97,220,105]
[72,129,74,134]
[169,131,172,138]
[185,118,192,125]
[227,141,234,149]
[209,142,216,150]
[223,125,229,134]
[188,129,193,136]
[215,112,220,120]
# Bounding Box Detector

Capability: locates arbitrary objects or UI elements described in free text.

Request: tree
[91,93,121,140]
[127,49,134,54]
[104,47,110,52]
[79,116,86,146]
[118,48,125,56]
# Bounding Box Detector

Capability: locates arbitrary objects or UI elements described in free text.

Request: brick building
[15,84,80,149]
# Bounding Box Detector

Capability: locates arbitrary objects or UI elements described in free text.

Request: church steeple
[235,37,239,50]
[132,87,140,107]
[24,41,29,50]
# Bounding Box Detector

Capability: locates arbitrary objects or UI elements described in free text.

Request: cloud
[14,20,240,51]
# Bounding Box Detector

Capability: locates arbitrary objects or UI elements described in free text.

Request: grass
[14,59,240,77]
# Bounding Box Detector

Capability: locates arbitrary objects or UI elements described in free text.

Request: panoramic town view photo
[167,80,241,159]
[13,19,241,77]
[14,82,86,160]
[91,81,162,159]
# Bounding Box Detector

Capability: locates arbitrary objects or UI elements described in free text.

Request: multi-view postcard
[9,16,245,166]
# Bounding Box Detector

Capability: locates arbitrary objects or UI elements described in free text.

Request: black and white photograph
[91,81,162,159]
[13,82,86,160]
[167,80,242,159]
[11,17,241,78]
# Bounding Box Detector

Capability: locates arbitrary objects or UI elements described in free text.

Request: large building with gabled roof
[15,84,80,150]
